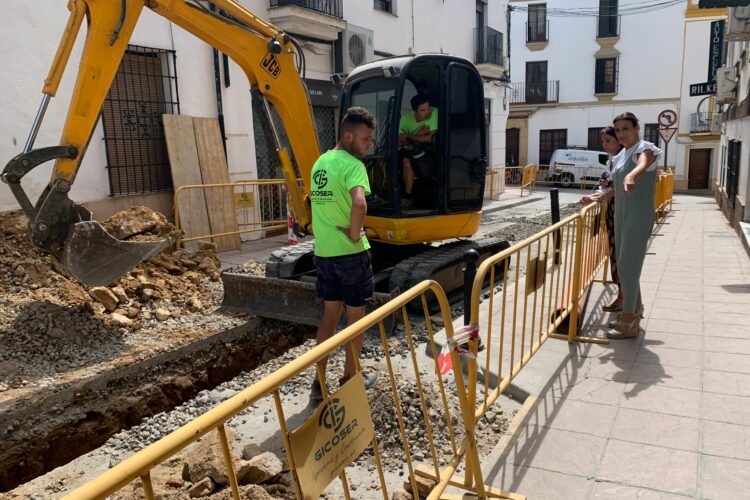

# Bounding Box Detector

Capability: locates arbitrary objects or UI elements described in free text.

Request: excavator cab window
[445,63,486,213]
[349,77,399,215]
[399,63,441,215]
[341,55,486,220]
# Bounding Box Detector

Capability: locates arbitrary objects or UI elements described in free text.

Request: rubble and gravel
[0,208,245,395]
[2,201,577,498]
[482,203,582,243]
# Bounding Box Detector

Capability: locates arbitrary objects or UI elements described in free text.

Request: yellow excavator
[3,0,507,322]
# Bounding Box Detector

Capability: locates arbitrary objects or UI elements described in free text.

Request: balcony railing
[510,81,560,105]
[690,112,720,134]
[475,26,504,66]
[527,20,549,43]
[597,14,620,38]
[269,0,343,18]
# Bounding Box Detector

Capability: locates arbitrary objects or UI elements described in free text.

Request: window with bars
[101,45,179,196]
[595,58,618,94]
[374,0,393,13]
[644,123,661,148]
[539,129,567,165]
[588,127,605,151]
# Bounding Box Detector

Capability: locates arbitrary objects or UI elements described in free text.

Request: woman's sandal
[602,296,623,312]
[606,316,640,339]
[607,305,644,328]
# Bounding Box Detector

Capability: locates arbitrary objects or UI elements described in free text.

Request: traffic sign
[658,127,677,144]
[658,110,678,128]
[690,81,716,97]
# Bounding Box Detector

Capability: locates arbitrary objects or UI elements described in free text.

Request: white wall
[1,0,509,213]
[0,3,223,211]
[510,0,682,102]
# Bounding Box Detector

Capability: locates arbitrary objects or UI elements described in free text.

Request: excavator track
[222,241,398,331]
[222,237,509,326]
[389,238,510,310]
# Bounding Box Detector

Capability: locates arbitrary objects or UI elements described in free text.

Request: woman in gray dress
[608,112,662,339]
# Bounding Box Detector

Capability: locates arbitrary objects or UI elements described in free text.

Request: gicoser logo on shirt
[312,170,334,201]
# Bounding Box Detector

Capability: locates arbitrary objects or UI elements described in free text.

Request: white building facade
[711,0,750,239]
[507,0,724,192]
[0,0,509,220]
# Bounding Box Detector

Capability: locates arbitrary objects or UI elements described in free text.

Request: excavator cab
[340,54,488,242]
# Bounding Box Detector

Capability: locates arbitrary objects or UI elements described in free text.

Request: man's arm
[337,186,367,242]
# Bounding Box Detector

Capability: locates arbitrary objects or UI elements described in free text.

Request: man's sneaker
[310,379,324,402]
[339,371,378,390]
[400,198,412,211]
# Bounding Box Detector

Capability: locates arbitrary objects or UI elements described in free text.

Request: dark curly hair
[410,94,429,110]
[340,106,375,136]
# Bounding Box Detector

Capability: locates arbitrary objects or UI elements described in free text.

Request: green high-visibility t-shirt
[399,108,439,149]
[310,149,371,257]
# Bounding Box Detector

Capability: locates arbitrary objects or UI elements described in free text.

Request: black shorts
[314,250,374,307]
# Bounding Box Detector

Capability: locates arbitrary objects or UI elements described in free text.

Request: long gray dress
[612,144,657,314]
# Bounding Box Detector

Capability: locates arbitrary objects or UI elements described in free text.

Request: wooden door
[688,149,711,190]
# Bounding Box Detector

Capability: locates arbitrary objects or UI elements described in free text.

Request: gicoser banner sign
[288,374,375,499]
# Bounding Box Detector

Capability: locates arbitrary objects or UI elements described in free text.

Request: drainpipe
[506,4,512,81]
[411,0,416,52]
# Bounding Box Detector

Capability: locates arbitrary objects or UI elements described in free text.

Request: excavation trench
[0,318,313,491]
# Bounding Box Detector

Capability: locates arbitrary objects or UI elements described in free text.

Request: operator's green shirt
[399,108,439,149]
[310,149,371,257]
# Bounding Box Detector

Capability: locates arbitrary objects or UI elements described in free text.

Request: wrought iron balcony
[527,20,548,43]
[690,112,721,134]
[597,14,620,38]
[509,81,560,105]
[475,27,504,66]
[269,0,343,19]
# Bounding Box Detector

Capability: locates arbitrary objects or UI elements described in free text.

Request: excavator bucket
[221,273,399,334]
[50,208,174,287]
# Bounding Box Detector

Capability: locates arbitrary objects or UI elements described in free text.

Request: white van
[548,149,610,188]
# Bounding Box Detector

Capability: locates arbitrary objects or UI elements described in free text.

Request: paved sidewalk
[480,194,750,499]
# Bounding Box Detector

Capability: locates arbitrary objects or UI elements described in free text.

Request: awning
[699,0,750,7]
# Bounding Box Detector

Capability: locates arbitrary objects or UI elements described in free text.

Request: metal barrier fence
[65,281,498,500]
[493,165,538,198]
[655,170,675,223]
[484,167,505,200]
[69,189,669,499]
[466,202,608,427]
[173,179,294,248]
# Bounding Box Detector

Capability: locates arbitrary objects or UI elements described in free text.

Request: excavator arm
[1,0,318,286]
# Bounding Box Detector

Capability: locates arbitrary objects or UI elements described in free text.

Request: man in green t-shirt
[398,94,438,209]
[309,107,378,401]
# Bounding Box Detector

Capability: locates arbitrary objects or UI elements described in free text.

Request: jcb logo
[261,52,281,79]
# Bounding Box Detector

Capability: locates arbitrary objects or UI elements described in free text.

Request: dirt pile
[0,207,230,390]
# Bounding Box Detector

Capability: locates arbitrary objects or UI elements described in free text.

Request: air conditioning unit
[340,24,375,74]
[716,66,738,104]
[727,6,750,41]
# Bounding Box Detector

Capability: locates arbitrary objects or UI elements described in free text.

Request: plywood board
[192,117,241,252]
[163,114,211,251]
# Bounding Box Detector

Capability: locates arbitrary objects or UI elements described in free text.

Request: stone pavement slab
[478,194,750,499]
